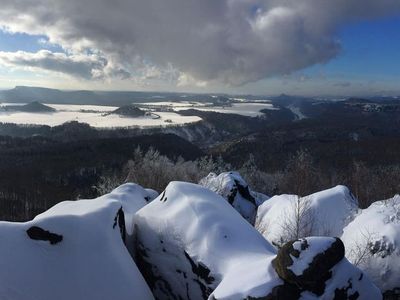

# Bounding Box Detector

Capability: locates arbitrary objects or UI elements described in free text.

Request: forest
[1,97,400,221]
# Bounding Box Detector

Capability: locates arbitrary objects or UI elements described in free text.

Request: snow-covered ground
[137,101,209,107]
[0,103,201,128]
[139,101,277,117]
[0,101,275,127]
[174,102,277,117]
[287,104,307,120]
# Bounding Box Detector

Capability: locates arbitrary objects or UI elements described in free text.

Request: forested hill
[0,133,203,221]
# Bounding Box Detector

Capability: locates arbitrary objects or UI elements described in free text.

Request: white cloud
[0,0,399,87]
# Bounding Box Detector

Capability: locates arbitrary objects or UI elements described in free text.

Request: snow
[0,101,278,127]
[341,195,400,292]
[255,185,359,246]
[199,171,269,224]
[288,104,307,120]
[134,181,278,299]
[320,258,382,300]
[0,103,201,128]
[0,179,390,299]
[0,183,155,300]
[212,255,283,299]
[307,185,359,236]
[289,237,336,276]
[47,103,118,112]
[137,101,209,107]
[299,258,382,300]
[138,101,277,116]
[174,102,277,116]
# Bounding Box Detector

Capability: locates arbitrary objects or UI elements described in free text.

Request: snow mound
[133,181,278,299]
[256,185,359,247]
[199,171,269,224]
[273,237,381,300]
[0,183,154,300]
[341,195,400,294]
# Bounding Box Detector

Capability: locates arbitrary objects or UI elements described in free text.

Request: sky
[0,0,399,96]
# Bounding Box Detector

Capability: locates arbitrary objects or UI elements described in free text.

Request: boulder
[272,237,381,299]
[0,183,154,300]
[133,181,278,299]
[341,195,400,294]
[26,226,63,245]
[256,185,359,247]
[273,237,344,295]
[199,171,269,224]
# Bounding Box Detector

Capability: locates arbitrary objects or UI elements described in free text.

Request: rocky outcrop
[0,183,154,300]
[256,185,359,247]
[273,237,344,295]
[199,172,269,224]
[271,237,381,299]
[26,226,63,245]
[341,195,400,295]
[133,181,277,300]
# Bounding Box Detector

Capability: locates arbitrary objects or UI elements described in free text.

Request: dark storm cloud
[0,0,399,85]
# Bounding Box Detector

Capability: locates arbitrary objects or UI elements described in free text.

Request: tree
[277,195,314,247]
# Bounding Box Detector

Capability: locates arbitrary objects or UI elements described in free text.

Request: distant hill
[1,101,56,113]
[111,105,146,117]
[0,86,219,106]
[20,102,56,112]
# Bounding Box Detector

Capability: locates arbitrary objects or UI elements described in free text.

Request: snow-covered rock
[0,179,389,300]
[256,185,359,247]
[199,171,269,224]
[133,181,279,299]
[341,195,400,295]
[0,183,154,300]
[273,237,381,299]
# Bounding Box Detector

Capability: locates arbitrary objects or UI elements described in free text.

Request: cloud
[0,50,108,79]
[0,0,399,86]
[0,50,131,80]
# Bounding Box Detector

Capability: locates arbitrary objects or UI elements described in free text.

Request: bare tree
[346,229,377,267]
[282,149,318,197]
[277,195,315,247]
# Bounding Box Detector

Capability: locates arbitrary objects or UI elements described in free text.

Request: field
[0,101,276,127]
[0,103,201,128]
